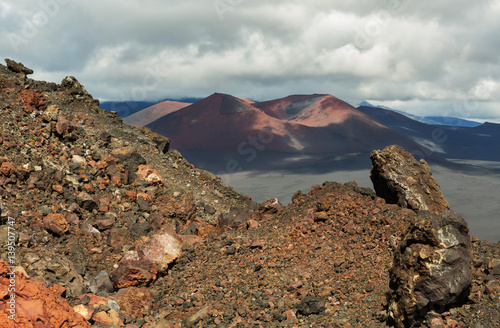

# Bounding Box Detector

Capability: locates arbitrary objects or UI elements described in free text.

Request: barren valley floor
[221,161,500,242]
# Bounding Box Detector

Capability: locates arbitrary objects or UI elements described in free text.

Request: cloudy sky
[2,0,500,121]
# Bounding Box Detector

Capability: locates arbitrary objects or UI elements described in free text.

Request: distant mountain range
[116,94,500,170]
[424,116,482,128]
[123,100,191,127]
[100,97,201,118]
[358,101,482,127]
[358,105,500,161]
[137,93,445,170]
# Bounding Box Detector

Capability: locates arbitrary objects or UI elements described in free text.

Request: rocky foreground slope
[0,60,499,328]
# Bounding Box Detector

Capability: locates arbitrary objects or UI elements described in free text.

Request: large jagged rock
[155,193,196,224]
[18,88,46,113]
[388,210,472,328]
[136,232,182,273]
[370,145,449,214]
[0,260,90,327]
[111,287,154,319]
[87,270,114,295]
[61,76,90,97]
[136,164,163,186]
[110,146,146,174]
[4,58,33,76]
[218,199,258,229]
[60,76,99,106]
[110,258,158,289]
[55,113,74,137]
[23,250,85,298]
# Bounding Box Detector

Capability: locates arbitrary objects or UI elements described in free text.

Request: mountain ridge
[358,105,500,161]
[145,93,444,168]
[123,100,191,127]
[357,101,483,127]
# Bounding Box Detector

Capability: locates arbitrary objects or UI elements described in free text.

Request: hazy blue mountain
[357,101,482,127]
[424,116,482,127]
[358,105,500,161]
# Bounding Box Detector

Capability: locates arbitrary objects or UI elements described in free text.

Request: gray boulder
[388,210,472,327]
[23,250,85,297]
[88,270,114,295]
[5,58,33,76]
[370,145,450,214]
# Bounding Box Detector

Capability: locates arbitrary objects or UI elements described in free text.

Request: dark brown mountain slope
[146,93,344,154]
[146,93,445,165]
[359,105,500,162]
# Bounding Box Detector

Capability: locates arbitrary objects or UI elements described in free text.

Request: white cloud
[1,0,499,121]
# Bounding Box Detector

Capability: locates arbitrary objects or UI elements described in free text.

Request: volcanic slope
[255,94,435,156]
[147,93,442,160]
[123,100,191,127]
[0,59,257,327]
[147,93,343,154]
[359,105,500,161]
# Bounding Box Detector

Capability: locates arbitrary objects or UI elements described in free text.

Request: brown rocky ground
[0,60,499,327]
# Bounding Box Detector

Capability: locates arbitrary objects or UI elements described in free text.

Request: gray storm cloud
[2,0,499,121]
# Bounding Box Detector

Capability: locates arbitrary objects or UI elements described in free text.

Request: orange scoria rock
[0,260,90,328]
[136,164,163,185]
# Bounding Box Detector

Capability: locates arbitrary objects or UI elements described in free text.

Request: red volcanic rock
[83,183,95,193]
[283,309,298,324]
[246,219,260,229]
[73,304,94,321]
[0,161,16,177]
[18,88,46,112]
[111,287,153,319]
[123,100,191,127]
[137,192,152,203]
[178,234,203,246]
[155,193,195,223]
[136,165,163,185]
[52,184,64,194]
[111,175,121,187]
[48,283,66,297]
[92,218,114,231]
[185,306,210,327]
[55,113,74,136]
[0,260,90,327]
[78,294,106,308]
[124,190,137,202]
[92,309,122,327]
[260,198,284,214]
[42,213,69,236]
[137,233,182,273]
[110,259,158,289]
